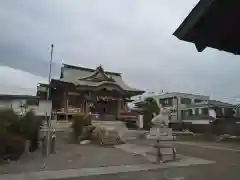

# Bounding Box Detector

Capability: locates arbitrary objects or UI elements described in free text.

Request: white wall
[0,99,26,115]
[0,100,11,108]
[0,99,52,117]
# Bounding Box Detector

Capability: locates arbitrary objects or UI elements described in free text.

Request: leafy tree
[136,97,160,130]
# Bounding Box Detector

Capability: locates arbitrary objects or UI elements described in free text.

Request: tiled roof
[58,64,144,93]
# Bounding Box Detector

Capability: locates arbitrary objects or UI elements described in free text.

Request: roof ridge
[63,63,121,76]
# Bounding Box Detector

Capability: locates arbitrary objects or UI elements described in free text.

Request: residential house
[181,100,236,125]
[0,94,52,118]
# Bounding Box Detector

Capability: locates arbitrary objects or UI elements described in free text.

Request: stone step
[146,135,176,141]
[101,137,119,145]
[146,153,177,163]
[150,127,172,135]
[147,147,176,155]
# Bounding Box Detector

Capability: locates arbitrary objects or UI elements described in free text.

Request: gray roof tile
[60,64,143,92]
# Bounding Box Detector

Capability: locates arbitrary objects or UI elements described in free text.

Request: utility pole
[48,44,54,87]
[45,44,54,156]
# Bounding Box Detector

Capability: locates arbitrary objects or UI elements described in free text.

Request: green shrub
[0,133,26,160]
[18,110,41,151]
[72,114,91,138]
[0,108,19,135]
[136,98,160,130]
[72,114,86,139]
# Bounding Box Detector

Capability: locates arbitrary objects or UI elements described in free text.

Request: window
[26,99,39,106]
[202,108,208,115]
[37,91,47,100]
[159,98,173,106]
[194,99,203,103]
[188,109,193,116]
[181,110,185,119]
[181,98,191,105]
[181,109,193,119]
[195,108,199,115]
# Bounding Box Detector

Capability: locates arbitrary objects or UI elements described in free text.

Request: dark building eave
[173,0,215,41]
[0,94,39,100]
[50,79,144,97]
[173,0,240,55]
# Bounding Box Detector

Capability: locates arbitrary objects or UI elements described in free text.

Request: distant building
[181,100,236,125]
[235,104,240,117]
[0,94,52,118]
[130,91,237,125]
[130,92,210,122]
[155,92,210,123]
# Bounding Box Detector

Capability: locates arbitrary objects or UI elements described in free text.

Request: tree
[136,97,160,130]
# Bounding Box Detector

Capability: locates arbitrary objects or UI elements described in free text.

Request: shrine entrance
[91,99,118,115]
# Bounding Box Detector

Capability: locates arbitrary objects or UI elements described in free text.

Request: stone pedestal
[146,127,176,162]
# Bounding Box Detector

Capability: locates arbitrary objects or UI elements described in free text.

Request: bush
[0,133,26,160]
[71,114,86,139]
[136,98,160,130]
[0,108,19,135]
[18,110,41,152]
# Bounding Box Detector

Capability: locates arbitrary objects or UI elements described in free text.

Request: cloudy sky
[1,0,240,102]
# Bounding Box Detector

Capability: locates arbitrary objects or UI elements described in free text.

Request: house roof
[53,64,144,95]
[173,0,240,54]
[0,94,39,100]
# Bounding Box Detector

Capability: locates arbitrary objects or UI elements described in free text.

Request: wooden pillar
[117,99,121,120]
[64,91,68,121]
[85,101,89,115]
[85,91,91,115]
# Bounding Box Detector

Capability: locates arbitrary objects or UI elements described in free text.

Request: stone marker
[146,107,176,162]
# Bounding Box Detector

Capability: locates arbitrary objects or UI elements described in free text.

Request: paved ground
[1,132,240,180]
[59,141,240,180]
[115,139,240,180]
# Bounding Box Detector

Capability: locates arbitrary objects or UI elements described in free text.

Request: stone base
[150,127,172,135]
[147,146,176,162]
[147,127,174,140]
[146,134,175,140]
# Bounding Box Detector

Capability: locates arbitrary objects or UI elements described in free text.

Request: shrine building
[37,64,144,121]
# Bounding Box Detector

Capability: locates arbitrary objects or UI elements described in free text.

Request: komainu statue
[151,106,170,128]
